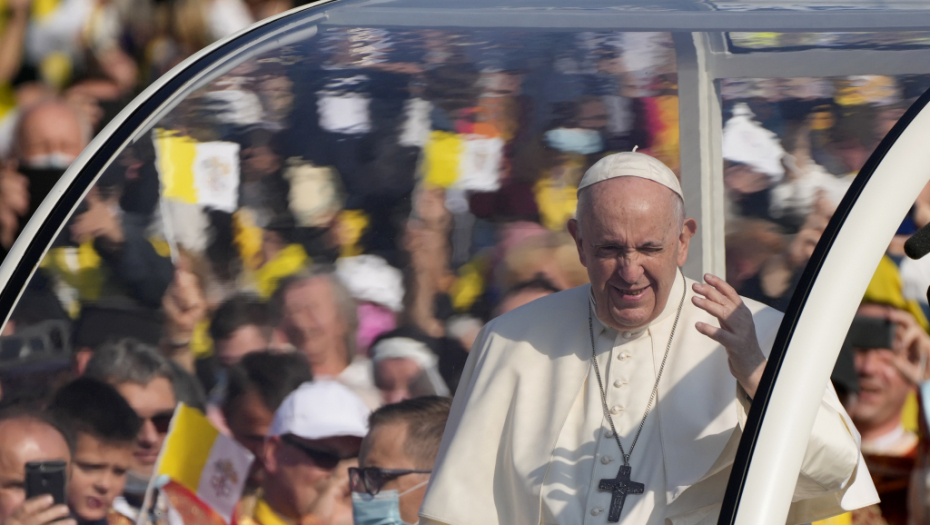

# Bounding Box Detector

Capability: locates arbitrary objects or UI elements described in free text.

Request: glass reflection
[3,27,683,406]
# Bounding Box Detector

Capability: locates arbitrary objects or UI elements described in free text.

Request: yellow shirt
[237,498,322,525]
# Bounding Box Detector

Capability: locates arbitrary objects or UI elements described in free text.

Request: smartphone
[846,316,896,350]
[25,460,67,505]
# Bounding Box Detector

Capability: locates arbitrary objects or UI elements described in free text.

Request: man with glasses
[350,396,451,525]
[83,338,178,525]
[245,380,368,525]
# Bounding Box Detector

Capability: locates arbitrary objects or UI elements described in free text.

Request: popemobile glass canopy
[4,1,930,524]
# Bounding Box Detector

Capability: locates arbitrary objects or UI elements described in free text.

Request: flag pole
[159,197,180,266]
[134,474,158,525]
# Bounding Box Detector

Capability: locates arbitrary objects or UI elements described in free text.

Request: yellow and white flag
[155,404,254,525]
[153,129,241,213]
[422,131,503,191]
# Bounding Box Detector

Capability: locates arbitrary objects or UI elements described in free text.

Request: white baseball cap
[577,151,682,199]
[269,380,370,440]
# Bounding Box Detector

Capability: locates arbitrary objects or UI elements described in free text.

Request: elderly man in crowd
[239,380,368,525]
[47,378,142,525]
[351,396,451,525]
[83,339,178,525]
[275,268,380,408]
[421,152,877,525]
[0,409,73,525]
[0,99,88,253]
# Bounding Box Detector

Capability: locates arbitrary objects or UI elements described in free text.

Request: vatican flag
[153,129,240,213]
[154,404,254,525]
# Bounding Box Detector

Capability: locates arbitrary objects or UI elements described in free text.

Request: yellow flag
[156,404,254,524]
[423,131,463,188]
[154,129,198,204]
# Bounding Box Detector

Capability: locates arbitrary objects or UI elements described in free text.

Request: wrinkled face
[216,325,269,368]
[374,359,423,404]
[225,389,274,489]
[850,304,913,433]
[265,435,359,520]
[569,177,694,331]
[0,419,71,523]
[281,279,348,368]
[358,422,430,525]
[67,434,132,521]
[115,378,177,478]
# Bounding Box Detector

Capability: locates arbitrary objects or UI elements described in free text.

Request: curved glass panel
[2,10,684,395]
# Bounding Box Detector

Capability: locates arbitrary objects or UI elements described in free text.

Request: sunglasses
[144,411,175,434]
[349,467,431,496]
[281,434,344,470]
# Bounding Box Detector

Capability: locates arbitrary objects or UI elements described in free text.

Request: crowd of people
[1,2,930,523]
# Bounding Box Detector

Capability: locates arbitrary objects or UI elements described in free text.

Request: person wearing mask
[0,408,73,525]
[82,339,179,525]
[239,381,369,525]
[1,100,88,253]
[274,268,381,409]
[223,351,312,491]
[351,396,451,525]
[47,378,143,525]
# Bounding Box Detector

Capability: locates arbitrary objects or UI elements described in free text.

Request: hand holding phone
[5,494,74,525]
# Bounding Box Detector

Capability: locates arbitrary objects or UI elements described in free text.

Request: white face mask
[352,480,430,525]
[22,152,76,170]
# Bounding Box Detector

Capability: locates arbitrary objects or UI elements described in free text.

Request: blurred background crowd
[2,2,930,524]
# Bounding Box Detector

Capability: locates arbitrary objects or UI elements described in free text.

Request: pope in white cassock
[419,152,879,525]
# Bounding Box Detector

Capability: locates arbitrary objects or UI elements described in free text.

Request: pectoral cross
[598,465,644,522]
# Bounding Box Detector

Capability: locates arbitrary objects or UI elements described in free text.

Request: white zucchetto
[577,151,683,198]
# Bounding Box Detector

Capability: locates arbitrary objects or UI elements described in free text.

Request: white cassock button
[591,508,603,517]
[613,379,625,388]
[605,429,615,438]
[601,455,613,464]
[610,405,622,415]
[622,331,633,339]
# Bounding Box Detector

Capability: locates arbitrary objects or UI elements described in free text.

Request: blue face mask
[544,128,604,155]
[352,480,429,525]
